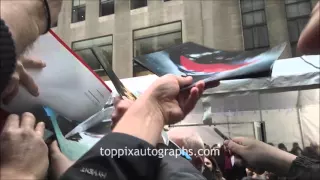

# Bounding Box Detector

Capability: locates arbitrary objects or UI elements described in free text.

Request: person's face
[204,157,213,171]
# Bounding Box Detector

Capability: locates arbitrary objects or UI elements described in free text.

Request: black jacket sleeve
[286,156,320,180]
[60,133,161,180]
[0,18,17,95]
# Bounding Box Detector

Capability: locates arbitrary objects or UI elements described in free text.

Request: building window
[133,21,182,77]
[130,0,147,10]
[72,0,86,23]
[100,0,114,17]
[285,0,312,57]
[72,36,113,78]
[241,0,269,51]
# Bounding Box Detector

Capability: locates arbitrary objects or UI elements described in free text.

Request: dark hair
[291,147,302,156]
[267,143,274,146]
[278,143,288,152]
[204,143,211,150]
[302,145,320,159]
[206,155,223,180]
[293,142,300,148]
[211,144,219,149]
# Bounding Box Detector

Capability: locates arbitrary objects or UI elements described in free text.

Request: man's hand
[297,1,320,54]
[224,137,297,176]
[49,141,74,180]
[142,75,208,124]
[113,75,218,145]
[111,97,169,144]
[1,57,46,104]
[112,76,218,125]
[0,113,49,179]
[111,96,134,127]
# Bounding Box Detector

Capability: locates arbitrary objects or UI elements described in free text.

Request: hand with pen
[112,97,170,144]
[140,75,206,125]
[111,75,205,137]
[224,137,297,176]
[112,75,208,126]
[112,75,215,146]
[111,96,134,129]
[112,75,219,127]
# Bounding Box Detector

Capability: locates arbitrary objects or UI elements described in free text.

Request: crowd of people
[271,142,320,159]
[0,0,319,179]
